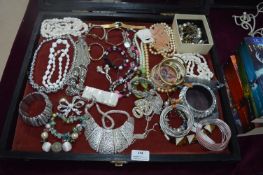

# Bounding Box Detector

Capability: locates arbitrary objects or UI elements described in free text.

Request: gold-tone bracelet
[105,27,125,46]
[88,43,105,61]
[150,65,176,93]
[100,22,146,30]
[157,63,179,86]
[87,24,106,40]
[158,58,186,86]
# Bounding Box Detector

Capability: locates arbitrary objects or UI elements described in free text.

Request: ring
[19,92,52,127]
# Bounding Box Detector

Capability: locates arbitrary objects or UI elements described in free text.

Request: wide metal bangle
[179,82,216,119]
[19,92,52,127]
[160,104,194,139]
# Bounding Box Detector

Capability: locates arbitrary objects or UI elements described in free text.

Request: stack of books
[224,37,263,134]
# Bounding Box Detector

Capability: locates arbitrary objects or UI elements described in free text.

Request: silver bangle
[179,82,216,119]
[19,92,52,127]
[160,104,194,139]
[196,118,231,151]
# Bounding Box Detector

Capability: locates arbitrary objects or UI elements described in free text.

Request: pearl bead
[48,54,54,59]
[42,142,51,152]
[62,40,67,44]
[50,48,55,53]
[71,133,79,140]
[52,43,57,47]
[62,141,72,152]
[41,131,49,139]
[45,124,51,129]
[164,101,170,107]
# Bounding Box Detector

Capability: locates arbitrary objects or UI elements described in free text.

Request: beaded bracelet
[41,113,88,152]
[108,40,140,97]
[103,45,130,70]
[178,22,203,44]
[109,62,139,97]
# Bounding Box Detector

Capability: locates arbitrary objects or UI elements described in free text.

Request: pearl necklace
[149,23,176,58]
[41,17,89,38]
[29,36,76,93]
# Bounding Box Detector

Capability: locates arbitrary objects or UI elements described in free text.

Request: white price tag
[131,150,150,161]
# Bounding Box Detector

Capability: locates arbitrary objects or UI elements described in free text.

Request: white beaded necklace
[41,17,89,38]
[42,39,70,90]
[174,53,214,80]
[29,36,76,93]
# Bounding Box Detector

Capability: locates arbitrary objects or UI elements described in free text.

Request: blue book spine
[239,37,263,117]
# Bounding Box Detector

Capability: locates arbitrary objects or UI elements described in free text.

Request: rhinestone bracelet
[160,104,194,139]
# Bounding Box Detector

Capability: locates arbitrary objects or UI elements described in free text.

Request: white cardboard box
[172,14,214,54]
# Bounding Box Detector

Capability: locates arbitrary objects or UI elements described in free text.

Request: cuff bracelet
[19,92,52,127]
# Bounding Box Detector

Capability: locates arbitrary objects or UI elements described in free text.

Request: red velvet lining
[12,21,230,155]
